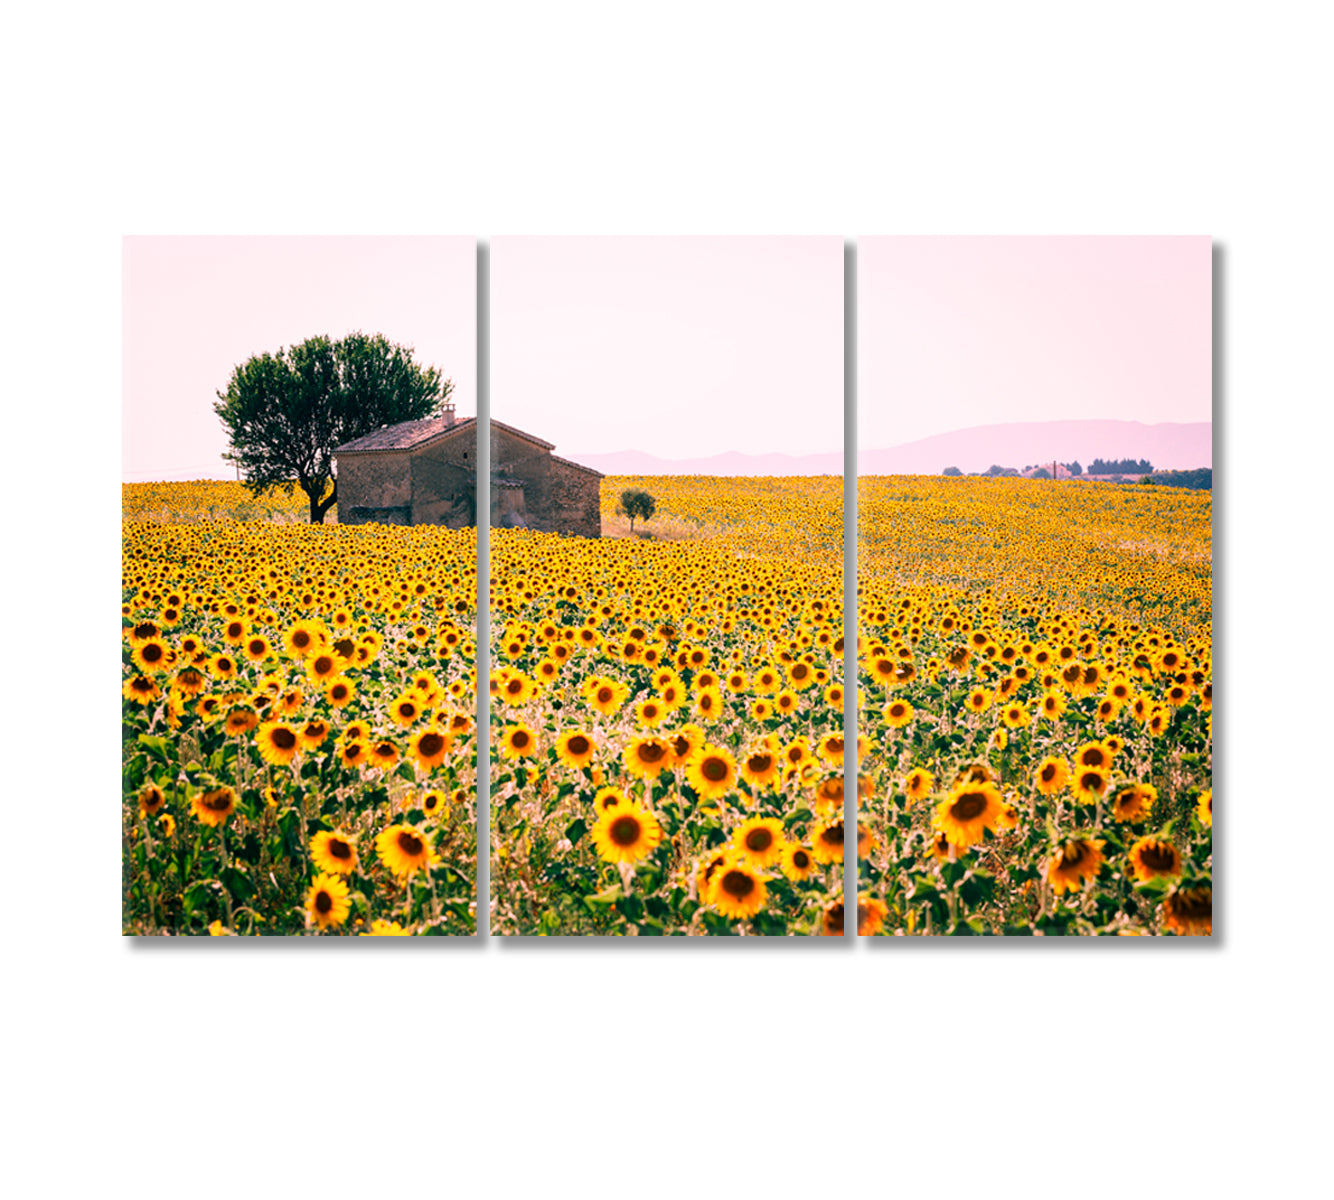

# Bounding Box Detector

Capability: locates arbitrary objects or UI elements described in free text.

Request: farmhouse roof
[335,416,574,458]
[336,415,477,454]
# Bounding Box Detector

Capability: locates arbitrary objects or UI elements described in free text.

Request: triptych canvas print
[122,234,1212,937]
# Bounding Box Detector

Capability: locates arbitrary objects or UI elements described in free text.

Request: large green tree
[215,332,452,523]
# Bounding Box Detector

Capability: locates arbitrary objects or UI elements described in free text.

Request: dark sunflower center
[824,903,845,933]
[1060,843,1087,869]
[745,828,773,852]
[1080,772,1103,791]
[793,849,810,869]
[202,790,232,813]
[512,731,530,749]
[419,733,445,756]
[397,832,424,856]
[329,839,351,859]
[609,816,641,847]
[1140,843,1176,870]
[951,792,987,821]
[701,757,728,783]
[567,735,590,756]
[826,738,844,754]
[597,687,613,703]
[506,680,523,694]
[747,754,772,773]
[1042,765,1057,782]
[315,891,333,914]
[272,728,297,750]
[636,741,666,764]
[143,644,163,661]
[720,869,755,899]
[821,822,845,846]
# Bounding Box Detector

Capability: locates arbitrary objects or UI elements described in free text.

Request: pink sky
[492,237,843,459]
[858,236,1212,449]
[122,237,475,481]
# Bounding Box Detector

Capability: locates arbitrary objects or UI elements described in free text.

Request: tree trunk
[305,479,337,524]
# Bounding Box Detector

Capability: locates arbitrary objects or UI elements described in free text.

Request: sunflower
[256,721,301,767]
[388,691,426,728]
[1161,885,1212,935]
[933,780,1004,849]
[821,899,846,936]
[1046,838,1104,895]
[633,697,667,727]
[787,660,816,690]
[812,774,845,815]
[376,823,438,877]
[753,666,780,694]
[774,689,799,716]
[924,830,960,864]
[137,784,166,818]
[242,633,273,664]
[284,619,325,658]
[360,919,411,936]
[593,786,628,816]
[622,735,672,780]
[123,675,161,705]
[739,743,781,790]
[708,858,768,919]
[552,729,596,771]
[368,738,400,770]
[903,767,934,805]
[668,723,707,766]
[686,744,736,799]
[1110,782,1157,824]
[306,873,351,930]
[750,699,773,721]
[408,726,453,771]
[190,785,237,827]
[1196,788,1213,828]
[732,816,786,867]
[857,895,889,935]
[1033,756,1070,796]
[1071,766,1110,803]
[965,688,992,714]
[421,790,449,819]
[816,732,846,767]
[811,818,847,864]
[882,698,914,728]
[694,686,725,722]
[1128,835,1181,883]
[209,653,238,681]
[780,841,816,882]
[1000,703,1029,730]
[584,676,628,716]
[1074,741,1112,771]
[132,637,172,673]
[591,804,663,865]
[500,724,537,760]
[310,830,359,875]
[224,707,259,737]
[1039,691,1067,721]
[298,718,331,751]
[498,672,536,706]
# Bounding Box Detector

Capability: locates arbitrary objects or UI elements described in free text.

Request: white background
[5,2,1329,1196]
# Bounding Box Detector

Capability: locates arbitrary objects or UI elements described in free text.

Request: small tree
[215,332,451,523]
[941,466,963,476]
[619,487,657,531]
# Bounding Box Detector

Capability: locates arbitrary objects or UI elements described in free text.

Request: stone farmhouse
[333,405,603,537]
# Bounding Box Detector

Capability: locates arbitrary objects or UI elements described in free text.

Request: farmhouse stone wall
[492,426,601,538]
[335,419,600,537]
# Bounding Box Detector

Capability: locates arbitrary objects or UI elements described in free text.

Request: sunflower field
[857,476,1212,936]
[490,475,847,935]
[122,498,477,935]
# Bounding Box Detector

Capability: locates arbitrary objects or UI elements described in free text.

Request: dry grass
[600,511,718,542]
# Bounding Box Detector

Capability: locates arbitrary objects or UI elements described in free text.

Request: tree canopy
[618,487,657,531]
[215,332,452,523]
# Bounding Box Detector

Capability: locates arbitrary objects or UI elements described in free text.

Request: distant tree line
[1141,468,1212,490]
[1089,457,1152,475]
